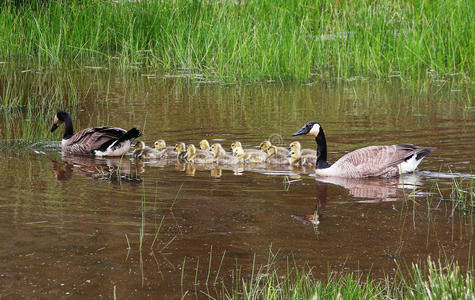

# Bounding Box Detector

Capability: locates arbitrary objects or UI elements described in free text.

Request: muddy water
[0,71,474,299]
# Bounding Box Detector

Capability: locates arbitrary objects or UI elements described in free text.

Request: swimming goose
[153,139,177,159]
[174,142,187,161]
[293,121,433,178]
[133,141,163,159]
[185,144,215,163]
[260,140,290,156]
[210,143,239,165]
[289,141,316,156]
[200,139,210,150]
[50,111,142,156]
[266,146,290,165]
[233,146,268,163]
[288,149,316,167]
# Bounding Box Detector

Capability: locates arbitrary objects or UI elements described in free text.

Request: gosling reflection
[53,154,142,184]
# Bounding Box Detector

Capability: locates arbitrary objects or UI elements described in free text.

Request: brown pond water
[0,70,474,299]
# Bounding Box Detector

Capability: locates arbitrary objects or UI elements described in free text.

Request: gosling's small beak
[293,126,308,136]
[50,124,59,133]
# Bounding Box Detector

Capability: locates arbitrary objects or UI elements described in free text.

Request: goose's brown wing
[63,127,127,155]
[331,145,419,177]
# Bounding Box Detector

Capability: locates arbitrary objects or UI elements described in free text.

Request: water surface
[0,69,473,298]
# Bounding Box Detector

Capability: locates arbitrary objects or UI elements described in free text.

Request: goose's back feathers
[317,144,432,178]
[62,126,128,155]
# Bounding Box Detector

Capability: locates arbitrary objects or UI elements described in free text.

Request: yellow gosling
[289,141,316,156]
[154,139,178,158]
[133,141,163,159]
[185,144,215,164]
[174,142,187,161]
[233,146,267,163]
[266,146,290,165]
[288,149,316,167]
[231,141,260,153]
[260,140,289,155]
[200,139,210,150]
[210,143,239,165]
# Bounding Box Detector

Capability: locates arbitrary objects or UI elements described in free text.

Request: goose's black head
[293,121,321,137]
[50,111,70,133]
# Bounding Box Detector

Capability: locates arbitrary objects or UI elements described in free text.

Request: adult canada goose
[231,141,261,153]
[289,141,316,156]
[293,121,433,178]
[266,146,290,165]
[233,146,268,163]
[210,143,239,165]
[133,141,163,159]
[260,140,290,156]
[174,142,187,161]
[288,149,317,167]
[200,139,210,150]
[185,144,215,164]
[50,111,142,156]
[153,139,177,159]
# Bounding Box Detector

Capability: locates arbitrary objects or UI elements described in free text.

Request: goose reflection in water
[315,173,420,202]
[293,174,421,226]
[53,154,143,184]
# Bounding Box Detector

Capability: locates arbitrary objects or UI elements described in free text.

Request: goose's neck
[315,128,331,169]
[63,115,74,140]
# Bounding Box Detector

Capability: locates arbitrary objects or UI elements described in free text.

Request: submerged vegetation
[0,0,473,84]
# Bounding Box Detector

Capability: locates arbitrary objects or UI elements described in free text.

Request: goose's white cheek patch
[309,124,320,136]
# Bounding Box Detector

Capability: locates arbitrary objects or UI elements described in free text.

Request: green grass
[0,0,473,84]
[211,253,473,300]
[449,178,474,214]
[430,176,475,215]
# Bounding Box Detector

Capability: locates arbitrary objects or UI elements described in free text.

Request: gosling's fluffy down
[265,146,290,165]
[260,140,290,156]
[210,143,239,165]
[231,141,261,153]
[133,141,163,159]
[233,146,267,163]
[288,149,316,167]
[153,139,178,159]
[200,139,210,150]
[185,144,215,164]
[174,142,187,161]
[289,141,316,156]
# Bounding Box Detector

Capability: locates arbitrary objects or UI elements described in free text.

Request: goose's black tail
[117,128,143,144]
[416,148,433,160]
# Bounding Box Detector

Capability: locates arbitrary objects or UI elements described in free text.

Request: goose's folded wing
[65,127,127,153]
[331,145,418,177]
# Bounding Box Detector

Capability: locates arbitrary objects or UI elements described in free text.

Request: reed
[0,0,472,84]
[449,178,474,214]
[217,253,473,300]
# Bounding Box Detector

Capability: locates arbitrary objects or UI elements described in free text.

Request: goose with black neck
[293,121,433,178]
[50,111,142,157]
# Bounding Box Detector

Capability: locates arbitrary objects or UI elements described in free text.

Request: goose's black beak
[293,126,308,136]
[50,124,59,133]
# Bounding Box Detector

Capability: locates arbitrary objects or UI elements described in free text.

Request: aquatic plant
[0,0,472,85]
[207,253,473,299]
[449,178,474,214]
